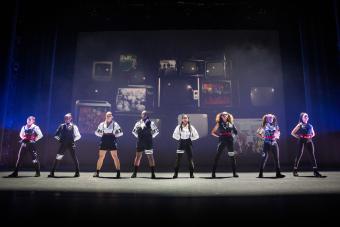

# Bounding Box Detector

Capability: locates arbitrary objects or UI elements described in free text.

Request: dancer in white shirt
[172,114,199,178]
[48,113,81,178]
[93,112,123,178]
[8,116,43,177]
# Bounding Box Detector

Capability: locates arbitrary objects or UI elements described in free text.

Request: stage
[0,171,339,196]
[1,171,340,224]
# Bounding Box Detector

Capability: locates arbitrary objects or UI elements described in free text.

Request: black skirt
[136,136,153,152]
[99,134,117,150]
[177,139,192,150]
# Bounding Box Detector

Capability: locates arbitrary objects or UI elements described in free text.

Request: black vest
[138,119,152,139]
[218,122,235,139]
[58,123,74,143]
[297,123,313,136]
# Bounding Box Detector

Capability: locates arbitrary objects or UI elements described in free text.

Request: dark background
[1,0,340,172]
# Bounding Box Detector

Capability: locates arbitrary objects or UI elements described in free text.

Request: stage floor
[0,171,339,196]
[1,171,340,224]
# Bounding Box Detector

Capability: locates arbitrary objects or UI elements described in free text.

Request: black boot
[48,159,59,178]
[276,169,285,178]
[131,166,138,178]
[313,168,323,177]
[74,171,80,177]
[151,166,156,179]
[34,163,40,177]
[7,170,18,178]
[212,165,217,178]
[293,168,299,177]
[258,169,263,178]
[189,160,195,178]
[173,170,178,179]
[231,157,238,177]
[93,170,100,177]
[116,170,121,178]
[232,167,239,177]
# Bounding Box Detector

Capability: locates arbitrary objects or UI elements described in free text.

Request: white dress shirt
[95,121,123,137]
[172,124,199,141]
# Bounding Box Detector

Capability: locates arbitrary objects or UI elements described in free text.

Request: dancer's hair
[179,114,191,133]
[261,114,277,127]
[299,112,308,123]
[215,112,234,124]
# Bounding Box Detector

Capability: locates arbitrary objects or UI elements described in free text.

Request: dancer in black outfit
[291,112,323,177]
[131,111,159,179]
[48,113,81,178]
[257,114,285,178]
[211,112,239,178]
[7,116,43,177]
[93,111,123,178]
[172,114,199,178]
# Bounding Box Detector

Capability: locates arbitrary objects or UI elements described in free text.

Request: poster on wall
[115,87,147,112]
[201,81,232,106]
[233,118,263,155]
[75,100,111,134]
[119,54,137,72]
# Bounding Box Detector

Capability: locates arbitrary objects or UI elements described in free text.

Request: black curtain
[291,0,340,167]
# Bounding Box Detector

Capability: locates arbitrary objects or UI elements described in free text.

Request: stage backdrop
[56,30,288,172]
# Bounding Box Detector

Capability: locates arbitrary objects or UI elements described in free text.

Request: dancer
[131,111,159,179]
[291,112,323,177]
[93,111,123,178]
[257,114,285,178]
[211,112,239,178]
[48,113,81,178]
[172,114,199,178]
[7,116,43,177]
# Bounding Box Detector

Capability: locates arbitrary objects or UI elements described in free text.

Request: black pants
[294,139,318,169]
[212,139,236,174]
[174,139,194,173]
[51,143,80,173]
[14,142,40,173]
[260,142,281,172]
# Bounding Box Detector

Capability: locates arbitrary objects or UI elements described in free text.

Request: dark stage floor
[1,171,339,225]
